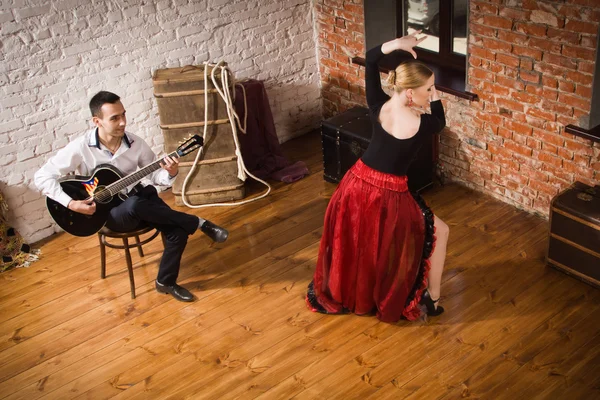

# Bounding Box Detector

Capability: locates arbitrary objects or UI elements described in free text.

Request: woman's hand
[381,31,427,58]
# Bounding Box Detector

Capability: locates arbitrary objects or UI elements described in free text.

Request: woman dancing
[307,32,449,322]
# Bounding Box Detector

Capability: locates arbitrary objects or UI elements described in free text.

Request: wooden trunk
[547,182,600,288]
[153,65,244,205]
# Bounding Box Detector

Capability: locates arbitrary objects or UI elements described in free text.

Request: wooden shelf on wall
[565,124,600,143]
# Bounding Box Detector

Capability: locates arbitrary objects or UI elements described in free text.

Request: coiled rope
[180,61,271,208]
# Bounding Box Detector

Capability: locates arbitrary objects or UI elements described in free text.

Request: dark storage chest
[321,106,436,192]
[547,182,600,288]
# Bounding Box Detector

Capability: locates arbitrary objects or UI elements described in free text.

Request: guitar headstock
[176,135,203,157]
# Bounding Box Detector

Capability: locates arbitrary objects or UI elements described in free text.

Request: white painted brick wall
[0,0,322,244]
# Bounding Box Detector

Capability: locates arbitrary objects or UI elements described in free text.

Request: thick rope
[180,62,271,208]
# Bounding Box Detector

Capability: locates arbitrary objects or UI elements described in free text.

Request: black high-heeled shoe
[420,289,444,316]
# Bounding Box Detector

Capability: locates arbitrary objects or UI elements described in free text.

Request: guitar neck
[104,151,178,195]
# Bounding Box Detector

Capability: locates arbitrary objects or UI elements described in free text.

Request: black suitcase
[321,106,436,192]
[547,182,600,288]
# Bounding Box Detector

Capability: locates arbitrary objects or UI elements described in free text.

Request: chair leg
[135,235,144,257]
[99,233,106,279]
[122,237,136,299]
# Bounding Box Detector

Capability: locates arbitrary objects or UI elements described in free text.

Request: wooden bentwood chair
[97,226,164,299]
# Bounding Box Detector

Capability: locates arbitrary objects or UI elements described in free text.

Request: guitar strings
[92,150,181,202]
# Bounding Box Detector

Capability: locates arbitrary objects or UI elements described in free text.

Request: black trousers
[105,185,198,286]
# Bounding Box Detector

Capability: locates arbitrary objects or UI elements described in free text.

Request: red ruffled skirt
[306,159,436,322]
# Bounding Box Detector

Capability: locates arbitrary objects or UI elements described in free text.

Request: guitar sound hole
[94,185,111,204]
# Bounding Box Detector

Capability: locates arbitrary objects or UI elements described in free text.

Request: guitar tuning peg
[179,135,190,144]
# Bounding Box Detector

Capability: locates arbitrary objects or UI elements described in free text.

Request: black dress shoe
[200,220,229,243]
[155,280,194,302]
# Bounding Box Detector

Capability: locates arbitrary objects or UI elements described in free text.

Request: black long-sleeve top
[361,45,446,176]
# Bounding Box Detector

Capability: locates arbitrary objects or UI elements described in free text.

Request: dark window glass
[400,0,468,70]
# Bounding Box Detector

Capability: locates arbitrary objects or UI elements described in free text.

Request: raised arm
[365,32,427,109]
[365,45,389,108]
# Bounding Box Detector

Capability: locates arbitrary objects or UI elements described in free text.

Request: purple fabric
[234,80,308,182]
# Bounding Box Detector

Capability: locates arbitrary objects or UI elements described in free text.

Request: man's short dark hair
[89,91,120,117]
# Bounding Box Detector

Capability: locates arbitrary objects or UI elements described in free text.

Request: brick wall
[315,0,600,217]
[0,0,321,243]
[316,0,366,116]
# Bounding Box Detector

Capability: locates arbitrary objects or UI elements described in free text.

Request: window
[565,28,600,142]
[362,0,474,99]
[399,0,468,71]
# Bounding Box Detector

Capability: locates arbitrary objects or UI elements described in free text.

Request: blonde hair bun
[388,61,433,93]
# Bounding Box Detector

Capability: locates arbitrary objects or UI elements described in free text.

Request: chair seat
[99,226,155,238]
[99,226,160,250]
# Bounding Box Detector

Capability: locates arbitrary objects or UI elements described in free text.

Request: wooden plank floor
[1,131,599,400]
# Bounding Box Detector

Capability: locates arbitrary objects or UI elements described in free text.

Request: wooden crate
[162,122,236,164]
[153,64,244,205]
[153,65,232,126]
[171,158,244,206]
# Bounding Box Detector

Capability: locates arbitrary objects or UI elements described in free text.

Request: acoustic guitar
[46,135,203,237]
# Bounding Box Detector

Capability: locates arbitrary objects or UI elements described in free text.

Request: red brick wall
[315,0,600,217]
[316,0,366,115]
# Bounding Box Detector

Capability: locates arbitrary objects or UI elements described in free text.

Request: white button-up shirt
[34,128,175,207]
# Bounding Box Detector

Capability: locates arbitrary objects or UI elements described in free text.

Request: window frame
[397,0,467,72]
[565,25,600,142]
[359,0,477,101]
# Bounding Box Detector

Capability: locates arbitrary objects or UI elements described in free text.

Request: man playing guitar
[34,91,228,302]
